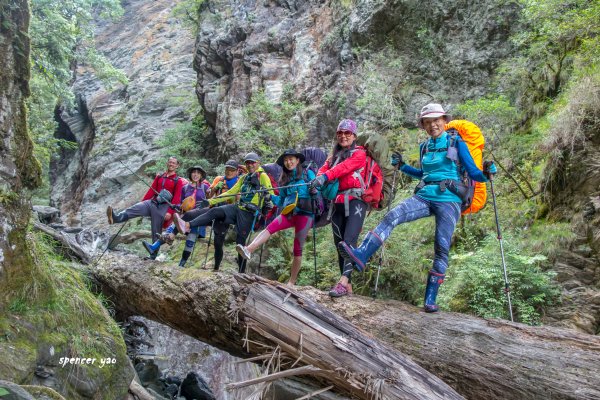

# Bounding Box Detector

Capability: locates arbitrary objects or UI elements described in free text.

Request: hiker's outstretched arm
[457,140,487,182]
[209,175,244,205]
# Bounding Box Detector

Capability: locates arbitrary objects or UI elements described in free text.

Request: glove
[309,186,318,197]
[483,161,497,179]
[310,174,327,189]
[261,193,271,201]
[214,181,224,190]
[391,152,405,167]
[172,204,182,213]
[197,199,210,209]
[262,200,274,211]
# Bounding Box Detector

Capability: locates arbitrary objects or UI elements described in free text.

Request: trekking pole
[213,183,307,200]
[118,160,176,208]
[94,221,128,266]
[258,244,264,275]
[489,176,514,322]
[202,221,214,269]
[312,198,318,287]
[372,167,399,298]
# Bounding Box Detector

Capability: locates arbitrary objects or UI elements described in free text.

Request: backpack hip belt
[414,179,466,200]
[339,188,365,217]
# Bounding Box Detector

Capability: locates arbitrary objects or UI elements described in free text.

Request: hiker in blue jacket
[337,103,497,311]
[237,149,316,285]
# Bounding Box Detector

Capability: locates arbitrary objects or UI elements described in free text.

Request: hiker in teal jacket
[237,149,316,285]
[337,103,497,311]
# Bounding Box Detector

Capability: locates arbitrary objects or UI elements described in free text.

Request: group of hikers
[106,103,497,312]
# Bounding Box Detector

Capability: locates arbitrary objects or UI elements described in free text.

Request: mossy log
[92,253,600,400]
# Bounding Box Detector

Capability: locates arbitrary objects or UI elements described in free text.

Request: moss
[0,231,133,398]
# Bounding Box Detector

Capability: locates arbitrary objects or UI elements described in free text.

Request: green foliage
[241,89,307,157]
[146,113,213,176]
[355,49,406,131]
[453,95,520,148]
[499,0,600,117]
[172,0,205,32]
[441,233,561,324]
[4,231,125,359]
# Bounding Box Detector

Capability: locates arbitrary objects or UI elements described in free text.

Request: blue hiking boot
[338,231,383,272]
[424,271,445,313]
[142,239,163,257]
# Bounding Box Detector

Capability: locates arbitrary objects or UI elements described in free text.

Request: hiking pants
[266,214,313,256]
[124,200,169,243]
[374,196,461,275]
[188,204,255,271]
[331,199,367,279]
[212,221,229,270]
[182,207,207,237]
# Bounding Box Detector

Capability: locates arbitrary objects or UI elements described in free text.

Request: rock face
[126,316,260,400]
[0,0,41,287]
[541,76,600,335]
[193,0,518,153]
[53,0,518,226]
[50,0,198,226]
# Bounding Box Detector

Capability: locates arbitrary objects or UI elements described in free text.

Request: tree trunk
[92,253,600,400]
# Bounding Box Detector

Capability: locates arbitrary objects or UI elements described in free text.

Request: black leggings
[331,199,367,281]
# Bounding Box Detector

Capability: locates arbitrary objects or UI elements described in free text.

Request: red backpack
[354,132,391,210]
[353,155,384,210]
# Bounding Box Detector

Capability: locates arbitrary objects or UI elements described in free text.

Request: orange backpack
[445,120,486,215]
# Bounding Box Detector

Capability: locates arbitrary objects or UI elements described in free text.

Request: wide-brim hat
[244,152,261,163]
[276,149,305,167]
[186,165,206,180]
[417,103,451,127]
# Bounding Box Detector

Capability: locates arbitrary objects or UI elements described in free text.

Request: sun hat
[417,103,451,127]
[276,149,306,167]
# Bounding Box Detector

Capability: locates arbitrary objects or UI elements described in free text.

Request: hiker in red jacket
[106,156,185,259]
[309,119,367,296]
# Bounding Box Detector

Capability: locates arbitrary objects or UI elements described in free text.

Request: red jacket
[142,172,185,215]
[318,146,367,201]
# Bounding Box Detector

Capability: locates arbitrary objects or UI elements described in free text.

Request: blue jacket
[272,169,316,215]
[400,131,488,202]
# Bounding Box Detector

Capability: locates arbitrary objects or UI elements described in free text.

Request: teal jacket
[272,169,316,215]
[401,131,488,202]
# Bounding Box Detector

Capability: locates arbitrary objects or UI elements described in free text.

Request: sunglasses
[336,131,354,137]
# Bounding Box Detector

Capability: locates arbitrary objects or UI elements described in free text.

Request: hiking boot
[424,271,445,313]
[173,213,189,234]
[236,244,252,261]
[328,282,349,298]
[107,206,114,224]
[107,206,128,224]
[142,240,162,257]
[338,231,383,272]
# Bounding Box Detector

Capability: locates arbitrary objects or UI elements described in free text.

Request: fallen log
[33,221,91,264]
[91,253,600,400]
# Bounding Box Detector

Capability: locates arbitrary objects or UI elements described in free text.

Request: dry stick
[225,365,324,391]
[489,151,537,199]
[295,385,335,400]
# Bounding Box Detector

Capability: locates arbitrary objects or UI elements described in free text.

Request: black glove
[197,199,210,209]
[391,152,404,167]
[261,192,271,201]
[483,161,498,179]
[262,200,274,211]
[172,204,182,213]
[309,186,318,197]
[310,175,327,189]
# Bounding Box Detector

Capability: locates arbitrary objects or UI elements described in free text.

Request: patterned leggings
[374,196,461,275]
[266,214,313,256]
